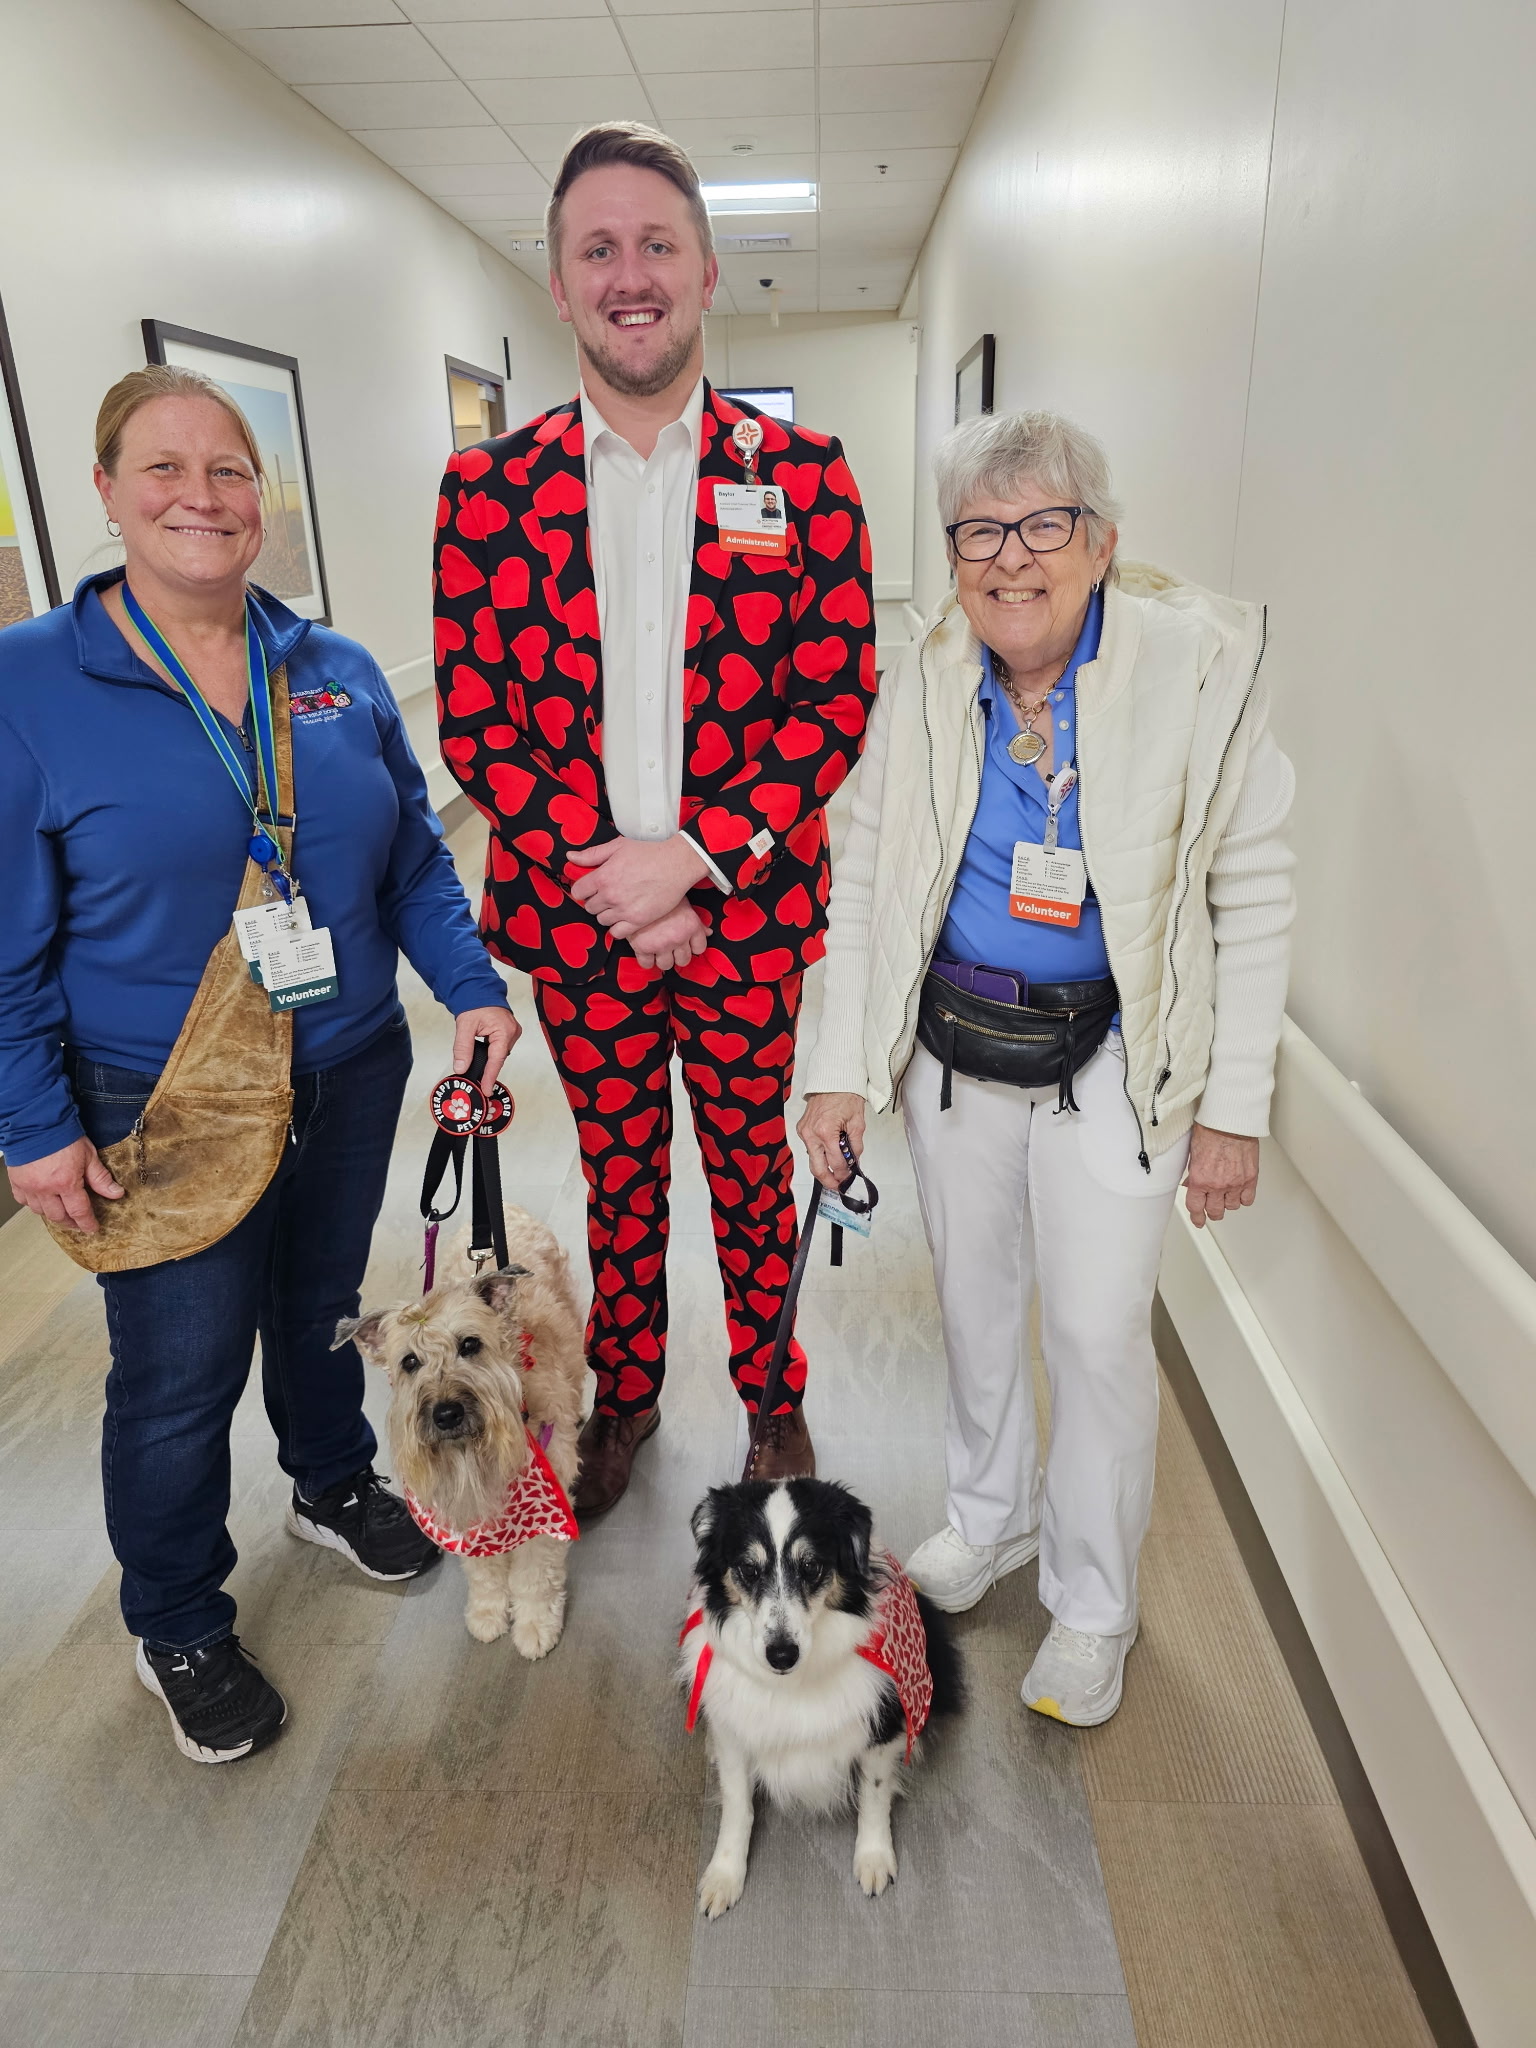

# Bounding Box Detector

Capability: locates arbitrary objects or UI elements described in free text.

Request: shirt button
[646,691,655,702]
[647,758,657,768]
[1059,719,1069,730]
[646,621,656,633]
[646,552,656,564]
[647,485,656,496]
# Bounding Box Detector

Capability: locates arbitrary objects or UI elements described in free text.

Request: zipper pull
[1138,1149,1151,1173]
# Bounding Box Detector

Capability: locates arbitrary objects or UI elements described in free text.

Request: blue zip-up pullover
[0,571,507,1166]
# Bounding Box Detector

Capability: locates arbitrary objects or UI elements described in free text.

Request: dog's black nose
[431,1399,465,1431]
[765,1636,800,1673]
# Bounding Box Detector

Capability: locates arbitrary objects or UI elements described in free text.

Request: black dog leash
[744,1137,878,1468]
[420,1036,514,1286]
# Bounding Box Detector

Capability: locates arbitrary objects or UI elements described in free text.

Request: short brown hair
[546,121,713,270]
[95,364,264,480]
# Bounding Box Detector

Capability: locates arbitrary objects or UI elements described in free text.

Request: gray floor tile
[681,1986,1139,2048]
[0,1970,254,2048]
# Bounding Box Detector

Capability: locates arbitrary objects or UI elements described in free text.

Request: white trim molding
[1160,1019,1536,2048]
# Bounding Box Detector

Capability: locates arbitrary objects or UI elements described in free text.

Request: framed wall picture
[718,385,795,422]
[446,355,507,452]
[142,319,331,623]
[954,335,995,424]
[0,294,61,630]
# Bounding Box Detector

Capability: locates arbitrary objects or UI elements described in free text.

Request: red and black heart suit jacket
[432,385,877,987]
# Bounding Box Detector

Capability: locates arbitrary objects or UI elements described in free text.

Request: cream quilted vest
[803,565,1290,1158]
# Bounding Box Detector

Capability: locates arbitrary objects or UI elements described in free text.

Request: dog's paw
[697,1861,746,1919]
[464,1603,512,1643]
[854,1841,898,1897]
[510,1603,565,1661]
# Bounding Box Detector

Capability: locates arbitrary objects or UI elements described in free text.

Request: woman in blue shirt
[0,366,517,1764]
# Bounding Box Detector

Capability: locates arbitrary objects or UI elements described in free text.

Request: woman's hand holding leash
[1184,1123,1260,1227]
[449,1006,519,1093]
[798,1091,868,1191]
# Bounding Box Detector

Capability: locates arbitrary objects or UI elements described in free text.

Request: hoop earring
[106,518,121,538]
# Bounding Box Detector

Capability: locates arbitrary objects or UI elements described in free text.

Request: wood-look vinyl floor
[0,820,1433,2047]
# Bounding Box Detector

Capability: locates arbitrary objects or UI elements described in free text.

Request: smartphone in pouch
[972,966,1027,1005]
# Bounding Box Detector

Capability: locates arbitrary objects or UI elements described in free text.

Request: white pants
[902,1033,1188,1636]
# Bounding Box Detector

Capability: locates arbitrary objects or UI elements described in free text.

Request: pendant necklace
[997,657,1059,766]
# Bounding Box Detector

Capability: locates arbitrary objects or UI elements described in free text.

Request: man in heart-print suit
[434,122,877,1514]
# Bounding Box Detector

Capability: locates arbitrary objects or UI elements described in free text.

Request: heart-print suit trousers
[533,966,806,1418]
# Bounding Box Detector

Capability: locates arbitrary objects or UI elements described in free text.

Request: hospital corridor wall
[905,2,1536,2040]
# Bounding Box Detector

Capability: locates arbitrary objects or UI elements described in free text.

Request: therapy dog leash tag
[260,926,339,1010]
[233,895,311,983]
[1009,842,1087,928]
[713,481,789,557]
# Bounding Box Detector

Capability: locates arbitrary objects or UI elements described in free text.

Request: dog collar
[679,1553,933,1757]
[405,1425,579,1557]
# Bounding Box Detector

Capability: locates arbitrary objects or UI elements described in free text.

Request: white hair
[933,410,1122,571]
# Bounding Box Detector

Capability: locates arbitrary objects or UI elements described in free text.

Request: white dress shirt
[581,378,728,889]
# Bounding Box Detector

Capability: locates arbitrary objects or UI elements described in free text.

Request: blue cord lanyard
[121,581,295,902]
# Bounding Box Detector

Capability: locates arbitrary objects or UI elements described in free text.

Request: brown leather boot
[573,1407,659,1518]
[741,1407,815,1483]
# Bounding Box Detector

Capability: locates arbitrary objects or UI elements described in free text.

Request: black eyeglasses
[945,507,1092,561]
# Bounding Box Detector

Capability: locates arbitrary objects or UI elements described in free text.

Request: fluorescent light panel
[702,180,816,214]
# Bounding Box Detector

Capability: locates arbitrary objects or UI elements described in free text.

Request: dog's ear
[333,1311,388,1362]
[473,1265,530,1313]
[690,1488,725,1549]
[834,1491,874,1585]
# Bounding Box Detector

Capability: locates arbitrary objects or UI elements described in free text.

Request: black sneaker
[285,1465,441,1581]
[136,1635,286,1764]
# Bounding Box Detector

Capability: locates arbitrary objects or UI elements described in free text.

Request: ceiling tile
[647,68,813,118]
[819,178,944,215]
[709,209,818,249]
[183,1,406,25]
[440,194,549,222]
[230,23,451,82]
[819,60,989,113]
[819,0,1012,67]
[818,106,972,149]
[718,249,817,287]
[296,79,493,124]
[818,145,956,184]
[475,75,655,122]
[350,125,528,166]
[623,11,813,73]
[420,17,633,78]
[662,114,815,154]
[687,151,816,183]
[618,0,808,12]
[402,0,604,17]
[407,162,551,197]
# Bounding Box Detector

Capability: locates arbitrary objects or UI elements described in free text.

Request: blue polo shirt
[936,591,1111,985]
[0,571,507,1166]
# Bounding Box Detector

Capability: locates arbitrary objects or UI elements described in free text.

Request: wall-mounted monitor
[718,386,794,423]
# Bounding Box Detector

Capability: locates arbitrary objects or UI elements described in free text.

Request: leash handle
[745,1157,879,1463]
[420,1037,509,1287]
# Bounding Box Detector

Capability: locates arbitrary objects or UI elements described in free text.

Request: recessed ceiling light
[701,181,816,214]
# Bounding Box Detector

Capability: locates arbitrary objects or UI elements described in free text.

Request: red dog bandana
[680,1550,932,1758]
[406,1427,579,1556]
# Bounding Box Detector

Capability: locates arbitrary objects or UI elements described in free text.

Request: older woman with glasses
[798,411,1294,1726]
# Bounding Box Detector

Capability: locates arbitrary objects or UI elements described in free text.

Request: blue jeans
[69,1013,413,1651]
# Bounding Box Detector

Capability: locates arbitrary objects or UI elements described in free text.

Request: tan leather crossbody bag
[48,665,298,1273]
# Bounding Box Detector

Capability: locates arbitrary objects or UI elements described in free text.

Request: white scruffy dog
[339,1208,586,1658]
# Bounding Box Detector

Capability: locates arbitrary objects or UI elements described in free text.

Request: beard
[580,314,698,399]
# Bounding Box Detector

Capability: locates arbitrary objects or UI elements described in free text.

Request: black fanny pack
[916,963,1119,1113]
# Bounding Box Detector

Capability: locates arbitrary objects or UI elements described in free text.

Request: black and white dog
[681,1477,964,1917]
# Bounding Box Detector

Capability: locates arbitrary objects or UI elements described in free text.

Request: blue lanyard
[121,582,293,898]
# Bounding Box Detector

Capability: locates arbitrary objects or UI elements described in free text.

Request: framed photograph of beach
[954,335,995,424]
[142,319,331,623]
[0,294,61,631]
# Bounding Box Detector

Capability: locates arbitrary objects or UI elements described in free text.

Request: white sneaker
[1021,1619,1139,1727]
[904,1523,1039,1613]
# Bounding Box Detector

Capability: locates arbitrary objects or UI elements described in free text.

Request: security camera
[759,277,774,288]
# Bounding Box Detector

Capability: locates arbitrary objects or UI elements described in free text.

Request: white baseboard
[1161,1205,1536,2047]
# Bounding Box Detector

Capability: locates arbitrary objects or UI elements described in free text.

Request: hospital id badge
[233,895,311,983]
[817,1185,872,1239]
[1009,842,1087,927]
[713,482,789,556]
[260,927,339,1011]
